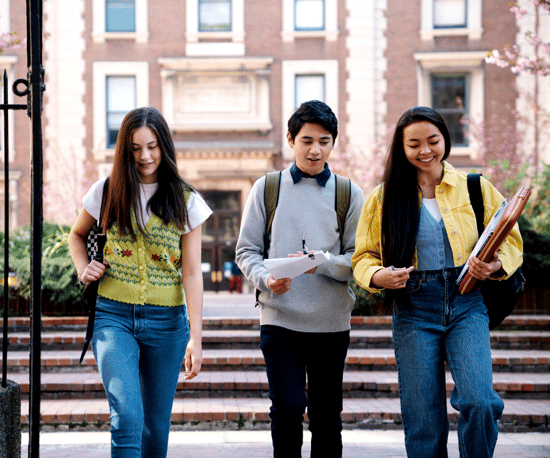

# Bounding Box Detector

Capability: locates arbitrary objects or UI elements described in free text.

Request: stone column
[0,380,21,458]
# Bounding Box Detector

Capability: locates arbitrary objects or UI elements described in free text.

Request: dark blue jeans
[260,325,350,458]
[393,267,504,458]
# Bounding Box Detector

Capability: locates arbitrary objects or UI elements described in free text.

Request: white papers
[264,251,330,280]
[457,199,508,284]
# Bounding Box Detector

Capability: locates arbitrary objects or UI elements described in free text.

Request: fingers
[183,353,202,380]
[267,276,292,295]
[80,260,107,284]
[387,266,413,289]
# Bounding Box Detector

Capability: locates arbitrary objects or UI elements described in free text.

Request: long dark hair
[101,106,192,237]
[381,106,451,312]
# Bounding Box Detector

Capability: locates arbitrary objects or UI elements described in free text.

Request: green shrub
[0,222,82,306]
[351,281,384,316]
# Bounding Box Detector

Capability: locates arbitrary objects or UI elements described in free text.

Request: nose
[139,148,151,161]
[310,142,321,154]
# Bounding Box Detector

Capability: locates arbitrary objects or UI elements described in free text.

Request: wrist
[78,268,86,286]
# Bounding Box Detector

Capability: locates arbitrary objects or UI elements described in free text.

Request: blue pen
[302,237,308,254]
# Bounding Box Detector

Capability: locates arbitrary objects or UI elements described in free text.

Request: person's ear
[286,132,294,148]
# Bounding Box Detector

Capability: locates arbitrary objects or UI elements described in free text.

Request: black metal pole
[27,0,44,456]
[2,70,9,389]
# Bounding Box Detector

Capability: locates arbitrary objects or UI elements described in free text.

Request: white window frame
[93,61,149,159]
[186,0,245,56]
[420,0,482,41]
[282,0,338,42]
[0,56,18,163]
[0,0,9,33]
[92,0,149,43]
[414,51,486,157]
[282,60,339,160]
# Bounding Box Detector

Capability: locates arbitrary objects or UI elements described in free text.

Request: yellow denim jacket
[351,162,523,293]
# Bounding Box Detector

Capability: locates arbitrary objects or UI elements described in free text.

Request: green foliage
[1,222,82,305]
[351,282,384,316]
[518,216,550,289]
[523,162,550,238]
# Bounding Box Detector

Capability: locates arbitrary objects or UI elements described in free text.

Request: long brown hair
[380,106,451,312]
[101,107,192,238]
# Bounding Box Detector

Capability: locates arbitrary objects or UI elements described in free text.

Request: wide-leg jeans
[92,296,189,458]
[392,267,504,458]
[260,325,350,458]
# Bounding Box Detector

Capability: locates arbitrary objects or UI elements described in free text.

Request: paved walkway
[20,430,550,457]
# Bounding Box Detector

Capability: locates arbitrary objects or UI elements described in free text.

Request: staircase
[2,298,550,432]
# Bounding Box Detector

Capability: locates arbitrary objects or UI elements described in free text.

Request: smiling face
[132,126,162,184]
[288,122,334,176]
[403,120,445,178]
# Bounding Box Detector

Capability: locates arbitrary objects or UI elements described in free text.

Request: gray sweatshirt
[236,167,365,332]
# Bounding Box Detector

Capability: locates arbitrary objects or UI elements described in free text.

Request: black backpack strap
[334,175,351,254]
[467,173,485,237]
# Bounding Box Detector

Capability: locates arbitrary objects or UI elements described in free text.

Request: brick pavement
[19,431,550,458]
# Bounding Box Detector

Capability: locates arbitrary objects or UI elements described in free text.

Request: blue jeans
[92,296,189,458]
[392,267,504,458]
[260,325,350,458]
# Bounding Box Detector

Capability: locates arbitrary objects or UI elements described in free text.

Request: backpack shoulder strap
[467,173,485,237]
[335,174,351,253]
[263,171,281,259]
[98,177,110,232]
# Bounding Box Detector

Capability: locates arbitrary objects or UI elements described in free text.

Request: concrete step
[5,329,550,351]
[4,314,550,333]
[8,371,550,401]
[19,397,550,432]
[4,348,550,373]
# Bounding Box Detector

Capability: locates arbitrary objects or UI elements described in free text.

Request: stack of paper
[264,251,330,279]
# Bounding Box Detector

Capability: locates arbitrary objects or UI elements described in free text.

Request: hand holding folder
[457,185,531,294]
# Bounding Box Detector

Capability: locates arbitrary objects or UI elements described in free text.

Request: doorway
[201,191,241,292]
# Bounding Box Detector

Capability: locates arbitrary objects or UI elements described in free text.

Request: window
[433,0,466,28]
[431,74,469,146]
[106,0,136,32]
[282,0,337,42]
[414,51,486,155]
[420,0,480,40]
[93,62,149,156]
[295,0,324,31]
[295,74,325,108]
[0,0,9,34]
[282,60,338,159]
[186,0,244,56]
[106,76,136,148]
[93,0,148,42]
[199,0,231,32]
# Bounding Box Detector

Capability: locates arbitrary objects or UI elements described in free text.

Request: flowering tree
[486,1,550,76]
[0,32,25,54]
[330,141,386,196]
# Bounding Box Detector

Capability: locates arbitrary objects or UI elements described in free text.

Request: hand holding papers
[265,251,330,280]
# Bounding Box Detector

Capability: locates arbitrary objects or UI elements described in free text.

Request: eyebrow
[300,135,332,141]
[406,133,441,142]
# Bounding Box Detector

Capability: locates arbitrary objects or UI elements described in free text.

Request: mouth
[418,156,435,164]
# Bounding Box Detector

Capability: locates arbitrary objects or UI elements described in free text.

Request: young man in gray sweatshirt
[236,100,365,457]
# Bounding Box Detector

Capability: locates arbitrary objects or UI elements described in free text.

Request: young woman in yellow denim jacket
[352,107,522,458]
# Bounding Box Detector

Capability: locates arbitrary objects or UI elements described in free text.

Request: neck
[417,164,444,198]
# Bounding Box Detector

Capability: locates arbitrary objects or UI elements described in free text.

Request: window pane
[106,0,136,32]
[434,0,466,28]
[295,75,325,108]
[295,0,324,31]
[199,0,232,32]
[106,76,136,148]
[431,74,468,146]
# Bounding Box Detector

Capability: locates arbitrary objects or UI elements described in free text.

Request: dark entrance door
[201,191,241,292]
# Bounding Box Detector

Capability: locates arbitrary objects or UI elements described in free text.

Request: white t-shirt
[83,177,212,234]
[422,197,442,222]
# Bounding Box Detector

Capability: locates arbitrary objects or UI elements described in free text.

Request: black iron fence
[0,1,45,457]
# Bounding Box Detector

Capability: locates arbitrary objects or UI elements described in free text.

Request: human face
[403,121,445,177]
[287,122,334,176]
[132,126,161,184]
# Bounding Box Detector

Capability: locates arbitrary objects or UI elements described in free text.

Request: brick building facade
[1,0,548,291]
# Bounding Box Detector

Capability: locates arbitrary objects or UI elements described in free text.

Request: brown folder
[458,185,531,295]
